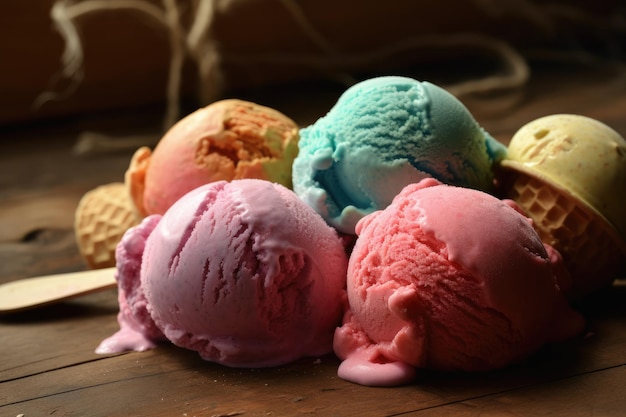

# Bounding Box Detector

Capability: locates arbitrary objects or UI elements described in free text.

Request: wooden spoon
[0,268,116,314]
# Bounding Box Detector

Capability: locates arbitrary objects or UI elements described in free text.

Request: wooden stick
[0,267,117,314]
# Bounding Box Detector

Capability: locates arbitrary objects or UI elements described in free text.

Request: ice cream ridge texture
[293,76,507,234]
[497,114,626,299]
[334,179,585,387]
[97,179,348,368]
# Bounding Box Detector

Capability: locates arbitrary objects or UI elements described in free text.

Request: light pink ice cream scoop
[98,179,348,368]
[96,215,166,354]
[333,178,585,386]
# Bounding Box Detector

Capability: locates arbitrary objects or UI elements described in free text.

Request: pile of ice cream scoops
[74,76,626,387]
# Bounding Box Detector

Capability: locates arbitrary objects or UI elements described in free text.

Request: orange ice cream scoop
[497,114,626,299]
[127,99,300,216]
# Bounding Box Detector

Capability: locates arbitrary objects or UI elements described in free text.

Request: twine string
[35,0,625,155]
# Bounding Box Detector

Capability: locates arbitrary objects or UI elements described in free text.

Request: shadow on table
[160,283,626,398]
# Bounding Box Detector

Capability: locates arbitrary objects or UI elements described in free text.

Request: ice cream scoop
[127,99,300,217]
[497,114,626,299]
[292,76,506,234]
[334,179,584,387]
[97,179,348,368]
[96,215,166,354]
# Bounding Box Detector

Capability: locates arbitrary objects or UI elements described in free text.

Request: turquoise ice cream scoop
[292,76,506,234]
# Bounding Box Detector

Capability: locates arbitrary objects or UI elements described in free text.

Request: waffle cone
[500,171,626,299]
[75,182,142,269]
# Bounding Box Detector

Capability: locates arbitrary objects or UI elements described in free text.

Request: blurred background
[1,0,625,127]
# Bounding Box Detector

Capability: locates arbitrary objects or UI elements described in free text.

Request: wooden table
[2,66,626,416]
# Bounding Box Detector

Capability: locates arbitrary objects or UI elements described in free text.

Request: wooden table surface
[1,66,625,416]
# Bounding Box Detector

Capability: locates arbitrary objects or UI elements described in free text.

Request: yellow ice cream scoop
[498,114,626,299]
[503,114,626,238]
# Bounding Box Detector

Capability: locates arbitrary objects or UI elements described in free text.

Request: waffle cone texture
[75,182,141,269]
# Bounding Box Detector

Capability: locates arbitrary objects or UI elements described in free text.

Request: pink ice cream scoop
[333,178,585,386]
[98,179,348,368]
[96,215,166,354]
